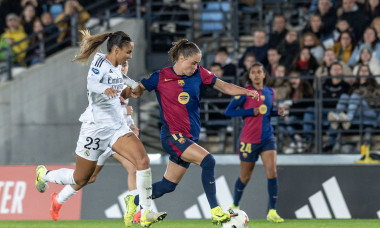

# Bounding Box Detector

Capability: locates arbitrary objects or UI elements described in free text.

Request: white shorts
[75,122,132,161]
[97,147,116,165]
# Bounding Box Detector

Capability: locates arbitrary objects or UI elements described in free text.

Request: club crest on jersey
[178,80,185,86]
[178,92,190,104]
[178,137,186,144]
[242,152,248,158]
[91,68,99,74]
[84,150,90,157]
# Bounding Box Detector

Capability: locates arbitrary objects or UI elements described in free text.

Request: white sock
[129,189,138,196]
[136,168,152,214]
[56,185,78,204]
[42,168,76,185]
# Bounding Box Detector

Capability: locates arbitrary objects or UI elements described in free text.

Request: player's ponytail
[73,30,132,64]
[168,39,201,63]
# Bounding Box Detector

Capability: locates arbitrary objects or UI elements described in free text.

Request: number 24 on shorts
[240,142,252,153]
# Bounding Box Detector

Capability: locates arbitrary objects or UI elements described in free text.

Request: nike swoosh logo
[214,214,225,217]
[164,78,174,82]
[210,182,215,184]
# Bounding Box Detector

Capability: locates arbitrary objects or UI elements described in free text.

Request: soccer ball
[221,209,249,228]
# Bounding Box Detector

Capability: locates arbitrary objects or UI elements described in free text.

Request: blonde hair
[72,30,110,64]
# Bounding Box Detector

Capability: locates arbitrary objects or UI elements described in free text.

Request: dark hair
[73,30,132,64]
[168,39,201,63]
[243,62,268,85]
[244,52,256,60]
[353,64,380,91]
[330,61,343,70]
[210,62,222,69]
[216,46,229,55]
[363,27,379,49]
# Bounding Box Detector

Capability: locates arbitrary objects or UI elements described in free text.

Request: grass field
[1,219,379,228]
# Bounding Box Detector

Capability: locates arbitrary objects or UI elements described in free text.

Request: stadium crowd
[1,0,380,154]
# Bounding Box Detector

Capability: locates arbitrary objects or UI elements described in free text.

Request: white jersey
[79,53,137,128]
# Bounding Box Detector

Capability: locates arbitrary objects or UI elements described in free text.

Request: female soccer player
[123,39,259,225]
[34,30,166,227]
[225,62,285,223]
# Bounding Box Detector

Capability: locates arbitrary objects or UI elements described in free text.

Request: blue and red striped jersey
[225,85,278,144]
[141,66,217,140]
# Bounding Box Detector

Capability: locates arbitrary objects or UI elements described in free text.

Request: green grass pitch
[1,219,379,228]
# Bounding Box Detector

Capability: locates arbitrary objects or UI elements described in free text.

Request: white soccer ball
[221,209,249,228]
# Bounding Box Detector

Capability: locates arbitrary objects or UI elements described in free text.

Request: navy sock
[268,177,278,209]
[134,177,177,206]
[233,177,246,206]
[200,154,218,209]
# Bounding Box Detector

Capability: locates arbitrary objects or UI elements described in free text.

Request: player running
[225,62,285,223]
[123,39,259,226]
[35,30,166,227]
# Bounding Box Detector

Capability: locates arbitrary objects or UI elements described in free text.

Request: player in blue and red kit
[225,62,285,223]
[123,39,259,226]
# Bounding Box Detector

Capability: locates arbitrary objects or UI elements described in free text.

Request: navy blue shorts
[239,138,277,162]
[161,134,196,168]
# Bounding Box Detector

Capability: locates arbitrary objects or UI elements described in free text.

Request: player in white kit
[34,30,166,227]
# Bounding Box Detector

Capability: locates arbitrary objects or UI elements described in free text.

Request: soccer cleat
[339,112,351,130]
[267,209,284,223]
[35,165,48,193]
[133,210,141,223]
[124,195,137,227]
[230,204,240,210]
[140,210,167,227]
[211,206,231,224]
[328,111,340,130]
[50,193,62,221]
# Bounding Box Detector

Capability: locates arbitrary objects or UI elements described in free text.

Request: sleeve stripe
[95,58,105,67]
[94,57,102,67]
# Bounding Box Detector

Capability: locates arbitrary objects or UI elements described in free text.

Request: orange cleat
[133,210,141,223]
[50,192,62,221]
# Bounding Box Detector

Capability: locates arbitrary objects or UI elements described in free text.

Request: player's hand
[130,125,139,137]
[246,90,259,100]
[126,106,133,115]
[104,87,120,98]
[253,108,259,116]
[121,87,132,99]
[278,107,286,116]
[119,96,126,105]
[132,83,144,98]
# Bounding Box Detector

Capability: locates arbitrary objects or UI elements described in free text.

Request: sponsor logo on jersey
[178,80,185,86]
[92,68,100,74]
[178,92,190,104]
[259,104,267,114]
[178,137,186,144]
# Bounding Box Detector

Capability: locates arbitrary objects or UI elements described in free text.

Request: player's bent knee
[75,178,90,187]
[200,154,215,169]
[136,154,150,170]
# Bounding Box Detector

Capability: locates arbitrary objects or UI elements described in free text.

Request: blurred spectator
[26,18,56,65]
[321,62,351,151]
[268,14,287,49]
[55,0,90,45]
[0,0,22,34]
[20,3,37,35]
[303,14,327,40]
[21,0,43,17]
[266,48,282,76]
[301,32,325,64]
[239,29,268,67]
[352,46,380,80]
[371,16,380,39]
[348,27,380,67]
[364,0,380,21]
[266,64,292,105]
[315,49,353,80]
[290,47,319,83]
[277,29,299,67]
[329,31,355,64]
[214,46,237,76]
[316,0,337,35]
[0,13,29,63]
[328,64,380,131]
[44,0,65,19]
[338,0,369,39]
[41,12,59,35]
[239,52,256,85]
[284,73,314,154]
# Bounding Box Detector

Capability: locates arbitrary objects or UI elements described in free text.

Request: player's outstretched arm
[213,79,259,99]
[131,81,146,98]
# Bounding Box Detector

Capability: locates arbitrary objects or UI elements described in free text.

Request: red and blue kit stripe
[141,66,217,141]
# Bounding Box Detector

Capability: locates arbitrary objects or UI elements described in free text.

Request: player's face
[249,65,265,84]
[179,53,201,76]
[116,42,134,66]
